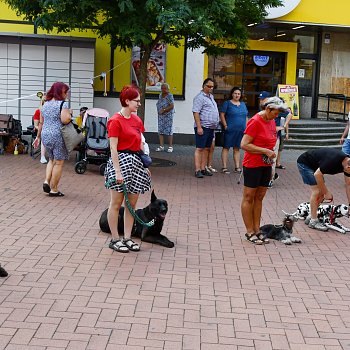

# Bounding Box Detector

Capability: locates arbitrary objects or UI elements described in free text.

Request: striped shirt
[192,91,219,129]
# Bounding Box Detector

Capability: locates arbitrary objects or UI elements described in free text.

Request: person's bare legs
[158,134,164,147]
[221,147,229,169]
[241,186,258,234]
[50,160,64,192]
[201,148,210,170]
[276,150,282,167]
[167,135,173,148]
[123,193,139,240]
[309,185,323,219]
[45,159,54,185]
[108,191,124,241]
[252,187,268,233]
[207,141,215,168]
[233,147,241,169]
[194,148,204,171]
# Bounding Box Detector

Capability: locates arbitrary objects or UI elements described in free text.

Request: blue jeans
[297,162,317,186]
[342,138,350,156]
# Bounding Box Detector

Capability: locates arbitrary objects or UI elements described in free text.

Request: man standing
[297,148,350,231]
[192,78,220,178]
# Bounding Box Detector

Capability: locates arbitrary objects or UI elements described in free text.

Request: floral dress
[156,93,175,135]
[41,100,69,160]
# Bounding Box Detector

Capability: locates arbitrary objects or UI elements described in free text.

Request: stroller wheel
[75,161,87,174]
[99,163,107,176]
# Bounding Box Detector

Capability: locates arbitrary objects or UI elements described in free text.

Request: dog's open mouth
[158,212,167,220]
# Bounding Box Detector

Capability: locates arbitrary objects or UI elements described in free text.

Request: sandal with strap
[221,168,230,174]
[245,233,264,245]
[109,239,129,253]
[234,167,242,173]
[256,232,269,244]
[123,238,140,252]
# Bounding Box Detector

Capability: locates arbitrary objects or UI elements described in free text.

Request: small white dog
[296,202,350,234]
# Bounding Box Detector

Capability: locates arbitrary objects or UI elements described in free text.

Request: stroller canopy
[82,108,109,127]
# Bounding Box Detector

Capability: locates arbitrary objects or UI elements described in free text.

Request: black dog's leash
[105,178,155,227]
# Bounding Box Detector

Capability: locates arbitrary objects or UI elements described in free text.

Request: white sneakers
[156,146,173,153]
[40,157,48,164]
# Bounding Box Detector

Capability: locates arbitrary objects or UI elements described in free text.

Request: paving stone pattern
[1,146,350,349]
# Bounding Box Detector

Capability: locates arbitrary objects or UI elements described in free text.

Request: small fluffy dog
[297,202,350,234]
[260,212,302,245]
[99,190,174,248]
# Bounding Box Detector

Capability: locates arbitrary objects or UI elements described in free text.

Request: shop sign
[265,0,302,19]
[253,55,269,67]
[277,84,300,119]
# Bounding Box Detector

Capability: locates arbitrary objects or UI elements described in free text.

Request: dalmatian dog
[260,211,302,245]
[297,202,350,234]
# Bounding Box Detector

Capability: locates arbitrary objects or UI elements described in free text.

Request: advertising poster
[277,84,299,119]
[131,44,166,92]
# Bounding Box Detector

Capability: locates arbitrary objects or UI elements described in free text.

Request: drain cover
[151,157,177,167]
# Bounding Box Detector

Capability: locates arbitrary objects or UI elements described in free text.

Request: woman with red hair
[105,85,151,253]
[33,82,72,197]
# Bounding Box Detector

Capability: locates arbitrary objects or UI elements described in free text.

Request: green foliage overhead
[4,0,282,120]
[5,0,281,53]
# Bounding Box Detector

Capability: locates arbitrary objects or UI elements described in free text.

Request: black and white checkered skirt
[105,152,151,194]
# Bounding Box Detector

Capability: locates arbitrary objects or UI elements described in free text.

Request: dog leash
[105,178,155,227]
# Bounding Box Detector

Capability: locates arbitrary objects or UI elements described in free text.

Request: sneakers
[308,219,328,231]
[155,146,164,152]
[206,165,218,173]
[40,157,48,164]
[201,169,213,176]
[268,180,274,188]
[195,170,204,178]
[167,147,173,153]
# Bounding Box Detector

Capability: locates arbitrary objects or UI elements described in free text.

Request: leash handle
[105,178,155,227]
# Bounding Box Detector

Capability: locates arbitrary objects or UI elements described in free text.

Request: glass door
[209,50,286,113]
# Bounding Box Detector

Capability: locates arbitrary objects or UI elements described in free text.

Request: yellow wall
[277,0,350,26]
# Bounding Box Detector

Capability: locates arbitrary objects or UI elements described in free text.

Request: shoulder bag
[59,101,85,152]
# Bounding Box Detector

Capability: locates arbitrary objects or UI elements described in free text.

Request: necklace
[119,110,131,119]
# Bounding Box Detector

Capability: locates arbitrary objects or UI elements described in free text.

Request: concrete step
[289,133,342,139]
[284,144,342,150]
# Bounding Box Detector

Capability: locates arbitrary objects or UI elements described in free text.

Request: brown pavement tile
[2,147,350,349]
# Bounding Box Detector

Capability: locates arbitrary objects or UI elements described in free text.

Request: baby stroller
[74,108,110,175]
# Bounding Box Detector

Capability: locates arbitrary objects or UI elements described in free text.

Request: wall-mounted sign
[131,44,166,92]
[265,0,302,19]
[324,33,331,44]
[298,69,305,78]
[253,55,269,67]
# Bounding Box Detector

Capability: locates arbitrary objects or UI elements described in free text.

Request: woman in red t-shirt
[105,85,151,253]
[33,107,47,164]
[240,96,287,245]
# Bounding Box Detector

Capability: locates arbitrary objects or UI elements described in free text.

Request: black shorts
[243,166,272,188]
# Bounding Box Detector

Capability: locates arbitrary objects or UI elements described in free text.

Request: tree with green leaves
[4,0,281,121]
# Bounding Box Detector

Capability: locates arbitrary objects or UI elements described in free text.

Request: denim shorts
[342,138,350,156]
[297,162,317,186]
[194,127,214,149]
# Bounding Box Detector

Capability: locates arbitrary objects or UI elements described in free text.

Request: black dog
[99,190,174,248]
[0,264,8,278]
[260,213,302,245]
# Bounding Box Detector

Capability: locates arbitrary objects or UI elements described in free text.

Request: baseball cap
[259,91,271,99]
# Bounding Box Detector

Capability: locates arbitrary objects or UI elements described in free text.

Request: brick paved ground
[1,146,350,350]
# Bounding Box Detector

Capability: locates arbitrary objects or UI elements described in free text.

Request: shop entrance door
[210,50,286,113]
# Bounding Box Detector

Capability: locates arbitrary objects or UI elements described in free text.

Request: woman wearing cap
[240,96,287,245]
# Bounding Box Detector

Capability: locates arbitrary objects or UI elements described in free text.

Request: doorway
[209,50,286,113]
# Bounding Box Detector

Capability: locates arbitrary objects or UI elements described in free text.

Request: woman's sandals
[221,168,230,174]
[109,238,140,253]
[245,233,269,245]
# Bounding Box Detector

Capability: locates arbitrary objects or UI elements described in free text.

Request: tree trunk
[137,45,152,123]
